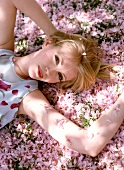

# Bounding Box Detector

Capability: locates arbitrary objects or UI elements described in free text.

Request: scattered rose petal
[0,0,123,169]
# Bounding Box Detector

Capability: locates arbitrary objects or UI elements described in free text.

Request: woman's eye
[58,72,63,81]
[55,55,59,65]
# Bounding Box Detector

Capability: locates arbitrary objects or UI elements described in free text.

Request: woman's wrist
[119,91,124,104]
[117,91,124,119]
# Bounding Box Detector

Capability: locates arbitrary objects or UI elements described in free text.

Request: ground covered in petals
[0,0,124,169]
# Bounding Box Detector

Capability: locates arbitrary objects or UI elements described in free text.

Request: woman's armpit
[0,39,15,51]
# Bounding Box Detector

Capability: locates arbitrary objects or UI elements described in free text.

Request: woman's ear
[42,39,53,48]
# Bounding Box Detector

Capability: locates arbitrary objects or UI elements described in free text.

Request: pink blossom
[56,119,68,129]
[0,0,123,169]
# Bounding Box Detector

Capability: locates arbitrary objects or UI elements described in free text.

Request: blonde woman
[0,0,124,157]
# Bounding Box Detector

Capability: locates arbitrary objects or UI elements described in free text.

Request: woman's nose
[45,67,49,75]
[45,66,56,76]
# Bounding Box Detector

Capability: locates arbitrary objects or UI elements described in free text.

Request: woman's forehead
[58,46,76,60]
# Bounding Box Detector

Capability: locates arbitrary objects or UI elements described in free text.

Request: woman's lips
[38,65,43,78]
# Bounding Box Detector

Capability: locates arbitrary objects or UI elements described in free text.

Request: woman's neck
[12,56,29,80]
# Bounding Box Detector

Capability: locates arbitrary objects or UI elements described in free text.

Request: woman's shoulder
[0,49,14,57]
[18,89,46,115]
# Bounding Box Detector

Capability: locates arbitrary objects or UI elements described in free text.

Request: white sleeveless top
[0,49,38,129]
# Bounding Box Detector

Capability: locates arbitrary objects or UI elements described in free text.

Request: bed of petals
[0,0,124,169]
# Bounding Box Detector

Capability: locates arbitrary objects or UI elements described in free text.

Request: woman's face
[28,44,78,83]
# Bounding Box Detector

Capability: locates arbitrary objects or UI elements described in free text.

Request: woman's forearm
[86,92,124,156]
[11,0,57,38]
[20,90,124,157]
[39,91,124,157]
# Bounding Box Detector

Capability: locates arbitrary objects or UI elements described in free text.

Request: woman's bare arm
[18,89,124,157]
[86,92,124,156]
[11,0,57,38]
[0,0,57,50]
[0,0,17,50]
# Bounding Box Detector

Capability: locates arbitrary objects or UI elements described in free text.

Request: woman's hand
[11,0,57,38]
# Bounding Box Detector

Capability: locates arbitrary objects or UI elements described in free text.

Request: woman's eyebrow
[59,57,66,81]
[62,73,66,81]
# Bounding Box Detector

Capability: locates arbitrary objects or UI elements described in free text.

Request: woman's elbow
[84,146,102,157]
[88,150,100,157]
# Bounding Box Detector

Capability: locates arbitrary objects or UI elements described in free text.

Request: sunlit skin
[13,44,78,83]
[0,0,124,158]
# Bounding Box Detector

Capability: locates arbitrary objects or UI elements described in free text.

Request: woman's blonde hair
[49,31,112,91]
